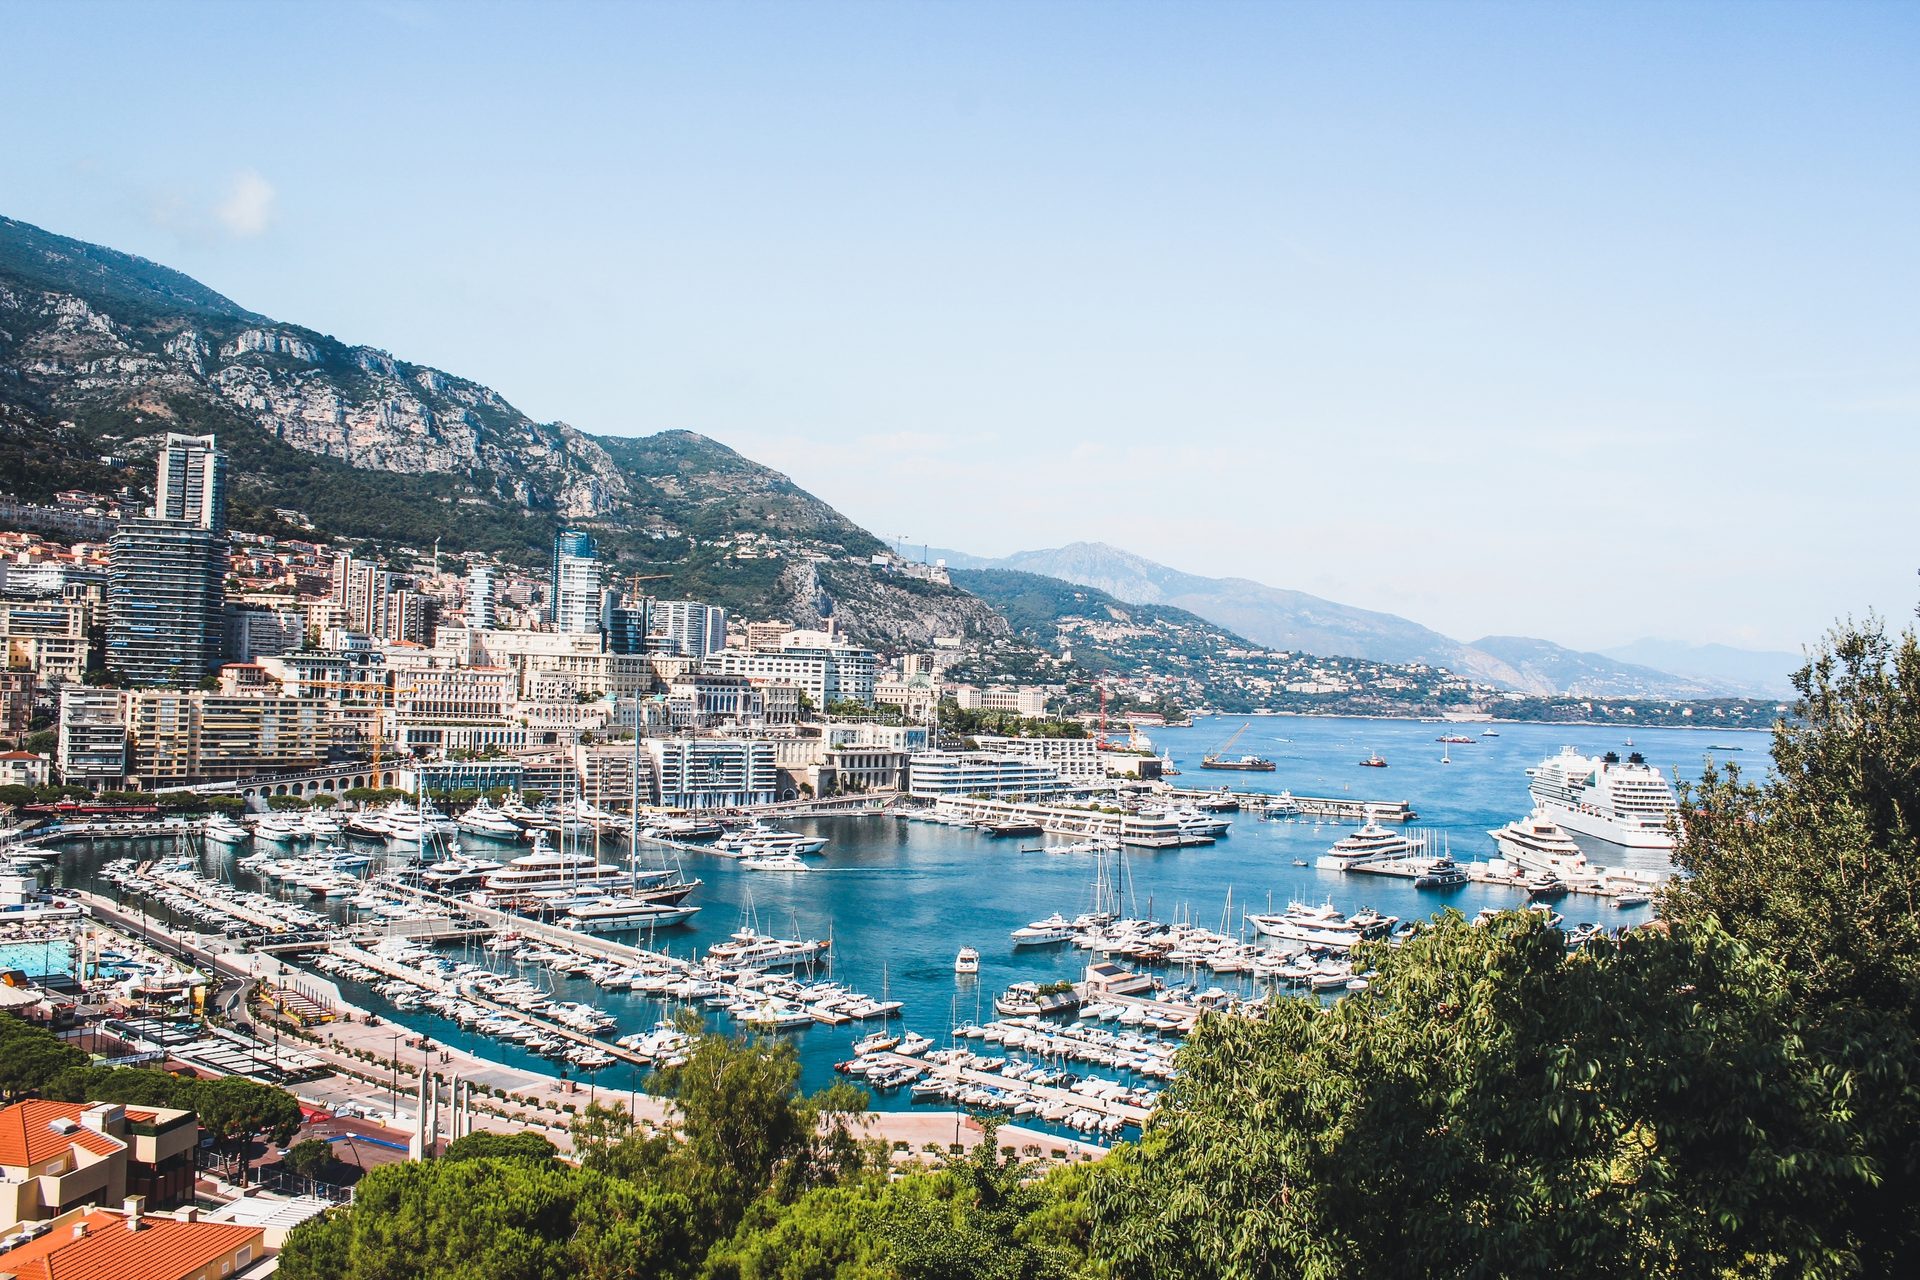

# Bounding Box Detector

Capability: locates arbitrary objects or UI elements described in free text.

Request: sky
[5,0,1917,653]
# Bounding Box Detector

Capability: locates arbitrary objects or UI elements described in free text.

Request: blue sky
[6,1,1916,652]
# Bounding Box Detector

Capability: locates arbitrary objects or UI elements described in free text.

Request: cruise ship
[1314,816,1428,871]
[1525,748,1678,854]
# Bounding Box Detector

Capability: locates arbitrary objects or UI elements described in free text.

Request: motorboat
[1010,913,1077,948]
[741,852,812,873]
[1358,752,1388,768]
[1244,900,1398,952]
[203,813,250,846]
[562,896,700,933]
[1414,856,1468,889]
[252,815,302,843]
[954,945,980,975]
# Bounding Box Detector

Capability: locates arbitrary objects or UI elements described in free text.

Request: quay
[1167,788,1417,822]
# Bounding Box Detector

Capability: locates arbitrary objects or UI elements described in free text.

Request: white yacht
[1010,912,1078,948]
[1526,747,1678,854]
[954,946,980,975]
[252,815,302,844]
[741,851,812,873]
[420,854,506,892]
[716,823,828,857]
[1490,810,1593,880]
[1314,816,1427,871]
[1244,900,1397,952]
[480,837,632,896]
[457,797,524,841]
[203,813,249,846]
[562,896,700,933]
[301,810,342,840]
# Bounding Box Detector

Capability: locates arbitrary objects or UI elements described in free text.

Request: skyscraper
[550,530,600,634]
[106,434,229,687]
[153,432,226,529]
[467,565,496,630]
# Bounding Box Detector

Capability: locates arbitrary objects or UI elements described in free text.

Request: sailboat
[1201,722,1277,772]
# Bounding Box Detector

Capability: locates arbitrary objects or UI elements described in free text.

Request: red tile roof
[0,1102,123,1169]
[0,1210,262,1280]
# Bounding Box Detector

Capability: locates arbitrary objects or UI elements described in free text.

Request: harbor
[13,715,1759,1146]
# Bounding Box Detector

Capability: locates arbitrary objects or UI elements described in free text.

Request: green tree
[0,1014,85,1100]
[1092,913,1868,1280]
[284,1138,338,1182]
[443,1130,559,1165]
[1663,612,1920,1271]
[193,1074,303,1184]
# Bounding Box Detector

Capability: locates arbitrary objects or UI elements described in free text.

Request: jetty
[1166,788,1417,822]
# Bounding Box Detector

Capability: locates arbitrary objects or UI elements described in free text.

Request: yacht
[1525,748,1678,854]
[1315,816,1427,871]
[1010,912,1078,948]
[480,837,632,896]
[1413,856,1468,889]
[716,823,827,857]
[301,810,342,840]
[954,946,980,975]
[252,815,302,844]
[420,854,507,892]
[203,813,249,847]
[705,928,828,971]
[1490,810,1595,881]
[741,852,812,873]
[1244,900,1398,952]
[458,797,524,841]
[561,896,700,933]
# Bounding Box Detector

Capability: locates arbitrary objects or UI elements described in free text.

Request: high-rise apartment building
[467,564,496,629]
[550,530,600,634]
[653,600,728,658]
[152,432,226,529]
[105,435,229,687]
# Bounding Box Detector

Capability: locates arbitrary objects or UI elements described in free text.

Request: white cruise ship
[1525,748,1678,854]
[1314,816,1427,871]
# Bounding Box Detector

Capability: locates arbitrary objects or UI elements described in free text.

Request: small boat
[1614,892,1651,908]
[854,1030,900,1056]
[1481,728,1500,736]
[954,946,979,975]
[1358,753,1388,768]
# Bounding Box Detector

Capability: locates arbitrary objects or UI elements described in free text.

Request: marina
[17,715,1765,1143]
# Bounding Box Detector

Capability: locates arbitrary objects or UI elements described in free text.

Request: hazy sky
[6,1,1916,652]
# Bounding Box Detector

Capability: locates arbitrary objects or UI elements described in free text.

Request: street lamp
[388,1031,403,1119]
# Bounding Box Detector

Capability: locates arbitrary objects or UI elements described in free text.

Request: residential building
[647,737,778,809]
[601,598,649,655]
[105,520,226,687]
[970,734,1104,782]
[151,432,226,529]
[550,530,600,634]
[744,621,791,650]
[0,1203,264,1280]
[578,740,653,812]
[124,692,330,787]
[653,600,728,658]
[0,751,51,787]
[704,640,877,708]
[466,564,496,629]
[0,600,93,685]
[907,750,1064,800]
[222,604,304,662]
[56,688,128,787]
[0,670,35,739]
[0,1099,200,1229]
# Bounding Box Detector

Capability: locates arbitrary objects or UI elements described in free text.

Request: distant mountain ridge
[932,541,1779,699]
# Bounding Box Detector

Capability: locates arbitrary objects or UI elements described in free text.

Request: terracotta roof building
[0,1101,199,1233]
[0,1202,264,1280]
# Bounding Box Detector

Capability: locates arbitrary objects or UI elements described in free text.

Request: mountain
[1467,635,1721,700]
[941,541,1754,699]
[0,214,1004,650]
[1599,638,1802,700]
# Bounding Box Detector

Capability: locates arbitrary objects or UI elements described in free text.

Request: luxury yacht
[1315,816,1427,871]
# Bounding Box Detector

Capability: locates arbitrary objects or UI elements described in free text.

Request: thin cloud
[212,170,276,238]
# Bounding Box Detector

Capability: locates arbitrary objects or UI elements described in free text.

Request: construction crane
[626,573,672,599]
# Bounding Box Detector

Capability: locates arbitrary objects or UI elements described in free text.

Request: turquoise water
[45,715,1772,1111]
[0,939,73,978]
